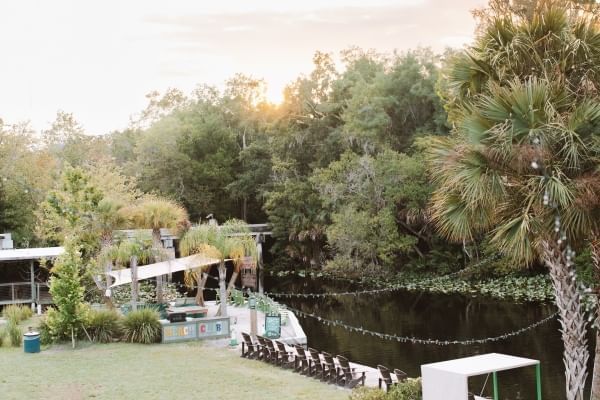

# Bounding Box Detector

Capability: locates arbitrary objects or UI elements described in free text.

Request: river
[265,274,593,400]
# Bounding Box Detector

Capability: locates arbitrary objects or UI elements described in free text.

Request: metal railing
[0,282,52,305]
[0,282,33,305]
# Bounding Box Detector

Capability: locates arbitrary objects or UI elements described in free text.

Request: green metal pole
[493,372,499,400]
[536,364,542,400]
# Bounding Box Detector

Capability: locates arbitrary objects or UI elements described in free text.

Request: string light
[286,305,559,346]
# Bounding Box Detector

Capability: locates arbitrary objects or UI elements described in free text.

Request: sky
[0,0,486,135]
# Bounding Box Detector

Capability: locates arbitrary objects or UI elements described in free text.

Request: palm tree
[126,197,188,303]
[430,3,600,399]
[180,220,256,316]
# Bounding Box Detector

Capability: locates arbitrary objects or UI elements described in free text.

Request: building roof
[0,247,64,262]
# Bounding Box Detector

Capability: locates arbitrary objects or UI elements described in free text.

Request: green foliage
[111,281,179,305]
[122,309,161,344]
[38,317,53,345]
[87,310,122,343]
[349,379,422,400]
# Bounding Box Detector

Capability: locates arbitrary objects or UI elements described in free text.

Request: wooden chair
[336,355,366,388]
[308,348,325,379]
[293,345,311,375]
[274,341,296,369]
[321,352,341,384]
[378,365,395,391]
[256,336,276,364]
[241,332,260,360]
[394,368,408,383]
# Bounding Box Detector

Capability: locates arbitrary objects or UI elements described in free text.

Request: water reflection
[266,275,592,400]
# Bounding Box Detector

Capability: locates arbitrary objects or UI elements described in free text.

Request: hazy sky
[0,0,486,135]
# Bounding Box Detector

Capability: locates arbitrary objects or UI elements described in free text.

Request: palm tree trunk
[542,240,589,400]
[225,268,239,299]
[152,230,164,303]
[218,260,227,317]
[589,239,600,400]
[130,256,138,310]
[195,270,208,307]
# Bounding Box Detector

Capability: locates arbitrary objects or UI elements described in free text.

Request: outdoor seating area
[241,332,367,389]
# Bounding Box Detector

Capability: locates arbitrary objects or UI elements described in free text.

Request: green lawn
[0,341,350,400]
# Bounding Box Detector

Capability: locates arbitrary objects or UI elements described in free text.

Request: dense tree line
[1,47,463,277]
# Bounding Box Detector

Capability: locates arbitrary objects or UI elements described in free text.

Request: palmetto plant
[431,2,600,399]
[180,220,256,316]
[125,197,188,303]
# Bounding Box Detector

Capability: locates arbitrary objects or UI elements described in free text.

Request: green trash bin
[23,331,40,353]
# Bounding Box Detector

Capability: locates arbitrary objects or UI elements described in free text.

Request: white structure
[108,254,221,287]
[421,353,541,400]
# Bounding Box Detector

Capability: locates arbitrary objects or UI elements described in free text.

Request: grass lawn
[0,341,351,400]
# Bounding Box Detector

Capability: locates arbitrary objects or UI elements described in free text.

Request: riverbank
[1,342,350,400]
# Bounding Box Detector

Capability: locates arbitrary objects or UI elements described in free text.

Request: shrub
[38,317,53,346]
[350,379,422,400]
[0,327,6,347]
[122,309,161,344]
[6,320,22,347]
[349,387,387,400]
[3,304,32,323]
[87,310,122,343]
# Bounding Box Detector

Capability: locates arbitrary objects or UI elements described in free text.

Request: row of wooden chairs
[377,364,408,392]
[241,332,366,389]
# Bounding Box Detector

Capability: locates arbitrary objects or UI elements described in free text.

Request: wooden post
[256,237,264,295]
[251,308,257,338]
[30,260,35,305]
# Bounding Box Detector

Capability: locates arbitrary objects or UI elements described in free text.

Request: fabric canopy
[421,353,539,400]
[108,254,221,287]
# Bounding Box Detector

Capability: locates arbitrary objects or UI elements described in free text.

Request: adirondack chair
[241,332,260,360]
[256,336,276,364]
[264,338,283,366]
[378,365,396,391]
[336,355,366,388]
[293,345,311,375]
[394,368,408,383]
[275,341,296,369]
[308,348,325,380]
[321,352,341,384]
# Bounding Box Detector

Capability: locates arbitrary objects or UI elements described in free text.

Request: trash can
[23,331,40,353]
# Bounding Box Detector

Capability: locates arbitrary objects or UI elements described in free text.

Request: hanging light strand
[286,305,559,346]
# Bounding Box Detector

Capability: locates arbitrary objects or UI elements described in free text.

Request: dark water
[266,275,593,400]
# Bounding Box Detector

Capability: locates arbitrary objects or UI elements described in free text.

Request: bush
[387,378,422,400]
[38,317,53,346]
[122,309,161,344]
[349,387,387,400]
[87,310,122,343]
[350,379,422,400]
[3,304,32,323]
[0,327,6,347]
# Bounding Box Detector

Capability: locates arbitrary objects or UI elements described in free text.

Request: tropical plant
[125,197,188,303]
[180,220,256,315]
[122,309,161,344]
[87,309,122,343]
[430,2,600,399]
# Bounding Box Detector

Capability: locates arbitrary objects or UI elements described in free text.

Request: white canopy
[0,247,64,262]
[421,353,539,400]
[108,254,221,287]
